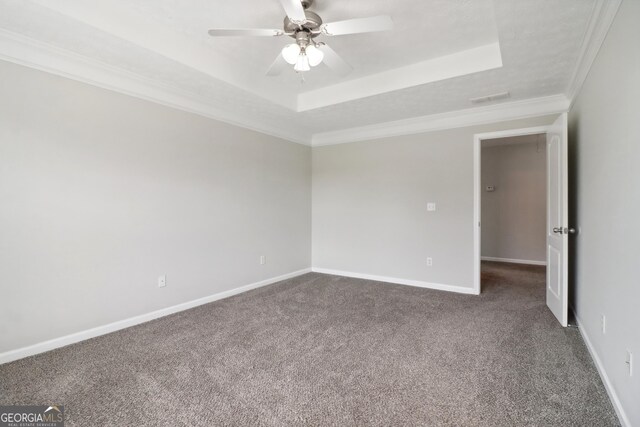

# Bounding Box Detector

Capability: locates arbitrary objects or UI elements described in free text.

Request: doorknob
[565,227,576,234]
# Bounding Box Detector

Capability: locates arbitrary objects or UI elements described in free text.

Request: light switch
[427,203,436,212]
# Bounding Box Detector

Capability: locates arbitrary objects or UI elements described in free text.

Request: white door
[546,113,569,327]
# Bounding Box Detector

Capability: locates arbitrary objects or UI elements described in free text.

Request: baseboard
[0,268,311,365]
[481,256,547,266]
[311,268,477,295]
[573,310,630,427]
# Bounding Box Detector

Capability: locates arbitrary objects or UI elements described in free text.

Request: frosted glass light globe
[294,53,310,72]
[305,45,324,67]
[281,44,301,65]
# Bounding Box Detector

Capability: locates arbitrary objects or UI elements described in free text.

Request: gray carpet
[1,263,619,426]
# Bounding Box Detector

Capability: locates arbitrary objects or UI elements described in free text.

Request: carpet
[0,262,619,426]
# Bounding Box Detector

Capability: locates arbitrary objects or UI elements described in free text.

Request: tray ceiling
[0,0,599,144]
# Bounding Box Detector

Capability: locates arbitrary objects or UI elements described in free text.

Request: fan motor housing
[284,10,323,37]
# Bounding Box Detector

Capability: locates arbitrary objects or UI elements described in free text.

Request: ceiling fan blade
[321,15,393,36]
[208,28,284,37]
[317,44,352,76]
[279,0,307,23]
[266,53,289,76]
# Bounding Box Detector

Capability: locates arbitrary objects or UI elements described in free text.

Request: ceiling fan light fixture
[294,53,311,72]
[305,44,324,66]
[281,43,301,65]
[208,0,393,77]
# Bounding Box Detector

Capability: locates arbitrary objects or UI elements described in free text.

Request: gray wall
[312,116,556,290]
[0,60,311,353]
[481,137,546,263]
[569,0,640,423]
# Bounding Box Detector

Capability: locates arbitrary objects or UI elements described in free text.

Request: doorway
[481,134,547,266]
[473,115,570,326]
[479,134,547,314]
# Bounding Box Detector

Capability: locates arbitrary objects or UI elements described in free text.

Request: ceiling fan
[207,0,393,76]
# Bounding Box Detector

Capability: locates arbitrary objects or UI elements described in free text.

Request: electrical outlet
[427,203,436,212]
[158,275,166,288]
[260,255,266,265]
[626,351,633,376]
[427,257,433,267]
[601,315,606,334]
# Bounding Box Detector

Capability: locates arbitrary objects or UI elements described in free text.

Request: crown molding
[311,94,570,146]
[565,0,622,105]
[0,29,311,146]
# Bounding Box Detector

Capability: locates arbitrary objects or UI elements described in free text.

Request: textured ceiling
[0,0,596,141]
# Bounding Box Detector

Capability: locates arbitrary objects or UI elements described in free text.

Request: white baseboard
[481,256,547,266]
[573,311,630,427]
[311,267,477,295]
[0,268,311,365]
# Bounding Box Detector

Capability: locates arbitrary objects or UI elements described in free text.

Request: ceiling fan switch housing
[295,31,310,45]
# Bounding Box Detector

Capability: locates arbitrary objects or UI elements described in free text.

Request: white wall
[312,116,556,292]
[0,60,311,354]
[569,0,640,424]
[481,137,546,264]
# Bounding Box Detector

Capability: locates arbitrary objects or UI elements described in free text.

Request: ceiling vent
[470,91,510,104]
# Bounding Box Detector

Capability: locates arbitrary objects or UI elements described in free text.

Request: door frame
[472,125,551,294]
